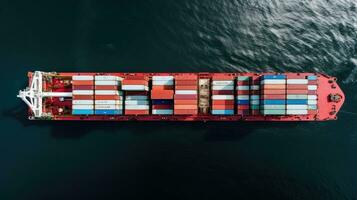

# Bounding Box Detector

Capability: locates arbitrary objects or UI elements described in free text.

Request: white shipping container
[212,81,234,86]
[287,95,308,99]
[95,76,121,81]
[250,95,260,100]
[152,76,174,81]
[95,80,119,86]
[262,105,285,109]
[94,90,120,95]
[95,100,122,105]
[212,95,234,100]
[237,95,249,100]
[237,86,250,90]
[175,90,197,95]
[152,109,174,115]
[125,100,149,105]
[72,90,94,95]
[308,85,317,90]
[308,99,317,105]
[125,105,150,110]
[250,85,260,90]
[72,75,93,81]
[286,105,308,109]
[308,95,317,100]
[286,110,308,115]
[72,100,94,105]
[261,79,286,84]
[152,80,174,85]
[212,85,234,90]
[72,105,94,109]
[250,100,260,105]
[287,79,308,84]
[95,105,122,110]
[125,96,148,100]
[122,85,149,91]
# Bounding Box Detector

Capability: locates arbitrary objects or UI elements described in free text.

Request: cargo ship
[17,71,344,121]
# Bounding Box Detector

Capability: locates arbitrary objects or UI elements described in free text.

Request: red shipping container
[125,110,149,115]
[308,90,317,95]
[72,80,93,85]
[152,105,173,109]
[174,109,198,115]
[212,90,234,95]
[174,100,197,105]
[308,80,317,85]
[175,85,198,90]
[237,81,250,86]
[174,105,197,109]
[286,85,308,90]
[124,76,148,80]
[237,105,250,110]
[262,94,286,99]
[122,79,148,85]
[73,85,94,90]
[175,76,197,80]
[237,109,250,115]
[95,95,121,100]
[152,85,174,90]
[212,100,234,105]
[251,110,260,115]
[151,90,174,99]
[72,95,94,100]
[250,90,260,95]
[252,80,260,85]
[237,90,250,95]
[212,75,234,80]
[286,74,306,78]
[174,94,198,100]
[175,80,197,85]
[262,85,286,90]
[286,89,308,94]
[212,104,234,110]
[95,85,118,90]
[261,90,286,95]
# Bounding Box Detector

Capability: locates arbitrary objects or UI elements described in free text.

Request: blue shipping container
[152,100,174,105]
[286,99,308,105]
[307,75,317,80]
[262,75,286,79]
[236,100,249,105]
[212,110,234,115]
[72,109,94,115]
[95,110,122,115]
[261,100,286,105]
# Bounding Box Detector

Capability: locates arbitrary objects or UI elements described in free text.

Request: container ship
[17,71,344,121]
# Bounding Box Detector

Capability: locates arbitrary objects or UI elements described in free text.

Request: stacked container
[236,76,250,115]
[250,76,260,115]
[260,75,286,115]
[122,76,150,115]
[151,76,174,115]
[307,75,318,114]
[174,75,198,115]
[72,75,94,115]
[286,75,309,115]
[94,76,123,115]
[211,76,234,115]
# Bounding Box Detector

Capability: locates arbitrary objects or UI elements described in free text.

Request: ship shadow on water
[3,103,301,141]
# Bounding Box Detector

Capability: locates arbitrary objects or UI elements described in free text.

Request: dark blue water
[1,0,357,199]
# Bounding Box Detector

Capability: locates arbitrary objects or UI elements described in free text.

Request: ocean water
[1,0,357,199]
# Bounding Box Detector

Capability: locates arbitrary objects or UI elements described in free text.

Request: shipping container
[72,75,94,81]
[94,81,119,86]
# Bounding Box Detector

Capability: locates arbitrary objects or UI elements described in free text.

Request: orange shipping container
[72,95,94,100]
[175,80,197,85]
[125,110,149,115]
[151,90,174,99]
[174,109,198,115]
[175,85,197,90]
[212,104,234,110]
[262,94,286,99]
[72,80,94,85]
[286,85,308,90]
[174,100,197,105]
[175,76,197,81]
[152,85,174,90]
[95,85,118,90]
[174,105,197,109]
[124,76,148,80]
[122,80,148,85]
[262,84,286,90]
[212,75,234,80]
[95,95,121,100]
[212,100,234,105]
[261,89,286,95]
[286,89,308,94]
